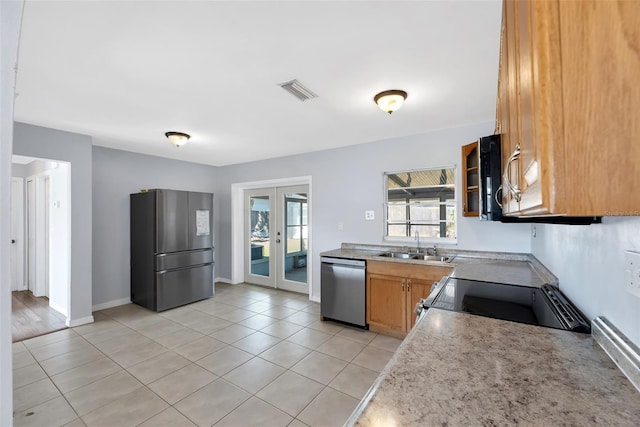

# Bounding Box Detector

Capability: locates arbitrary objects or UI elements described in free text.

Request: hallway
[12,291,67,343]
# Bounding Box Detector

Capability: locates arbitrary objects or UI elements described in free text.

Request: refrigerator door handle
[156,262,213,275]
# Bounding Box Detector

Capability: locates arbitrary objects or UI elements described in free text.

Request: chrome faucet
[415,231,420,253]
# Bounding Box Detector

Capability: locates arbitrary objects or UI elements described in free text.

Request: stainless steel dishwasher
[320,257,367,327]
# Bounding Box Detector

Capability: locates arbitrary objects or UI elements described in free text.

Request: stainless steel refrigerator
[130,189,214,311]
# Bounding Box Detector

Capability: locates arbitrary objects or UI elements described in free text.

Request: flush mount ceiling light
[374,90,408,114]
[165,131,190,147]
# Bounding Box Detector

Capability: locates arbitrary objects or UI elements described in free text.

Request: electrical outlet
[365,210,375,220]
[624,250,640,297]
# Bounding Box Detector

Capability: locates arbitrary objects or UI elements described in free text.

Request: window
[384,167,456,241]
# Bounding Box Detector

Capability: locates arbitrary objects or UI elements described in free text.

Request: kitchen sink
[379,252,412,259]
[379,252,454,263]
[412,254,454,263]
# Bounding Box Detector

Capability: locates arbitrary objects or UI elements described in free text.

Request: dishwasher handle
[320,257,365,268]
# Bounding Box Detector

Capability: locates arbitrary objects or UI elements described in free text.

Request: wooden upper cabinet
[461,141,479,217]
[499,0,521,215]
[496,0,640,217]
[558,0,640,215]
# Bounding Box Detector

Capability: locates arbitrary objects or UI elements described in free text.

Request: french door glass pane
[287,201,301,226]
[249,195,270,277]
[284,192,307,284]
[286,226,301,253]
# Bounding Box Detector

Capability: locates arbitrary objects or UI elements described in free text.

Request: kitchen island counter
[347,308,640,426]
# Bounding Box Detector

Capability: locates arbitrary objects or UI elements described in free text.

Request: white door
[10,178,25,291]
[245,188,276,287]
[44,176,50,298]
[26,178,36,293]
[244,185,309,294]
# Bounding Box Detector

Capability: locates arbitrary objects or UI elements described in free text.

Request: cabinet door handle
[407,280,411,292]
[503,144,522,203]
[401,279,405,292]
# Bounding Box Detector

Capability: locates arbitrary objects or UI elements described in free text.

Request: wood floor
[12,290,67,343]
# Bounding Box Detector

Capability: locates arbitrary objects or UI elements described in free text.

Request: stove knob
[414,301,424,316]
[430,281,439,292]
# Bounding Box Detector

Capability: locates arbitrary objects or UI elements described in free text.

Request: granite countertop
[347,309,640,426]
[450,257,550,287]
[321,244,556,287]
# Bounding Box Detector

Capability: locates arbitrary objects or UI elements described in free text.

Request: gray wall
[17,121,640,352]
[92,146,218,306]
[216,121,533,299]
[532,218,640,347]
[91,122,531,306]
[13,122,93,324]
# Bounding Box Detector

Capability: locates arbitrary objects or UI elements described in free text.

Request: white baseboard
[92,298,131,312]
[592,317,640,392]
[49,301,68,318]
[215,278,319,302]
[66,315,94,328]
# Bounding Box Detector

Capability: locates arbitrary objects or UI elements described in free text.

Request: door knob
[276,239,281,243]
[11,240,15,244]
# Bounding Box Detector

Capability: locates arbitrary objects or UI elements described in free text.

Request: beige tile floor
[12,283,402,427]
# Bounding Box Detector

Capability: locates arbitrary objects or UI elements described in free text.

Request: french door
[244,185,309,294]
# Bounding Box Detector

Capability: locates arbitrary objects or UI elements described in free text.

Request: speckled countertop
[347,309,640,426]
[321,243,557,287]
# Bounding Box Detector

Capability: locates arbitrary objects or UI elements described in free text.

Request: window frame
[383,165,458,244]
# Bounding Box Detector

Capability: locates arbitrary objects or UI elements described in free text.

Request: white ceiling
[15,1,502,167]
[12,155,37,165]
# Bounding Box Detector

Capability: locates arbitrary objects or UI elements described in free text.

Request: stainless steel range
[420,277,590,333]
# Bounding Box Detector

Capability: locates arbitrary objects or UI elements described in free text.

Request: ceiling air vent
[278,79,318,101]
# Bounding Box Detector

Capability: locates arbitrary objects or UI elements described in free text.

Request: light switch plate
[624,250,640,297]
[365,210,375,220]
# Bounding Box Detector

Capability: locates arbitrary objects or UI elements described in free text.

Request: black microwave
[478,134,503,221]
[477,134,601,225]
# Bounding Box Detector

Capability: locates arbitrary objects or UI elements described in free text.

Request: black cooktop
[423,278,590,333]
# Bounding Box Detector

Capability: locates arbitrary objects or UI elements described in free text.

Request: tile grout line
[14,283,391,426]
[109,289,301,424]
[17,331,92,425]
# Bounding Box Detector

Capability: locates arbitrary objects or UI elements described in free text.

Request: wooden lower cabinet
[406,279,434,329]
[367,274,406,333]
[366,261,452,338]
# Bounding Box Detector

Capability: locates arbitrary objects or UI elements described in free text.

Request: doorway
[11,155,71,341]
[243,184,310,294]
